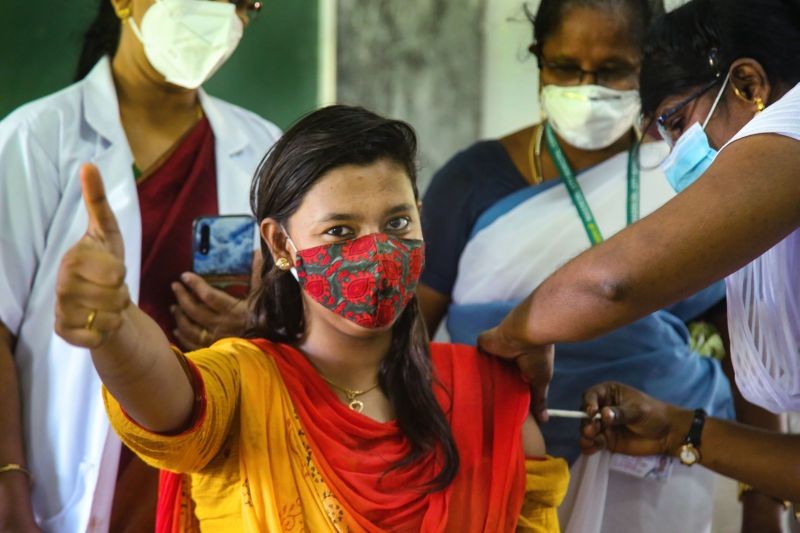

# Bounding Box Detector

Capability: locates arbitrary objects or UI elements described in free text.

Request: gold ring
[200,328,209,345]
[85,309,97,330]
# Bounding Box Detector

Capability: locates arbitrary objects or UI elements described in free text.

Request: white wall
[335,0,484,190]
[480,0,541,138]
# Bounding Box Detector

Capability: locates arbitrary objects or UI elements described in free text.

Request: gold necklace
[527,122,545,185]
[319,375,380,413]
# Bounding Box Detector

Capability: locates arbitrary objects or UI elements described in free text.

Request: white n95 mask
[541,84,641,150]
[129,0,243,90]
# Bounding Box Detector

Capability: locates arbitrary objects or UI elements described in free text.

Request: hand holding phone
[192,215,255,299]
[170,215,256,350]
[171,272,250,350]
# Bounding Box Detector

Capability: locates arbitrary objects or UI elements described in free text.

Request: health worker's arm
[482,133,800,349]
[582,382,800,504]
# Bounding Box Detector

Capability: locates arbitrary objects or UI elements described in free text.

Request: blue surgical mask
[660,123,717,192]
[660,73,729,193]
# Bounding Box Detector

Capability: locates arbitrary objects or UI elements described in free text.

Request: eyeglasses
[656,77,721,144]
[539,60,639,88]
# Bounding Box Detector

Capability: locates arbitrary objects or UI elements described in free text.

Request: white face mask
[541,84,641,150]
[129,0,243,90]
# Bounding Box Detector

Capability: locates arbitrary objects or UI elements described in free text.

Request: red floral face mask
[288,233,425,329]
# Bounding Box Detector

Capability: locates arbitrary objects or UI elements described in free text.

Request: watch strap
[685,408,707,447]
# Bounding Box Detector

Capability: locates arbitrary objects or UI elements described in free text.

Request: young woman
[477,0,800,514]
[54,106,569,531]
[0,1,278,530]
[417,0,768,530]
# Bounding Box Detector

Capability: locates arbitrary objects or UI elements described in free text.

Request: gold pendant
[348,399,364,412]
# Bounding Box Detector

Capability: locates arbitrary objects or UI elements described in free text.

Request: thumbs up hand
[55,164,131,348]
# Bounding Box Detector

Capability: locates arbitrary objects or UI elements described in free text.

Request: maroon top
[136,117,218,343]
[111,118,219,532]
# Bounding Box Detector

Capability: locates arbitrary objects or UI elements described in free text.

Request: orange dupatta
[106,339,566,532]
[259,339,535,532]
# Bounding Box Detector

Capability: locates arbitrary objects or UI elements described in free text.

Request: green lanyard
[543,121,639,246]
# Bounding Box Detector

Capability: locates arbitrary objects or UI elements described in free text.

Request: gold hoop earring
[754,97,765,113]
[275,257,292,271]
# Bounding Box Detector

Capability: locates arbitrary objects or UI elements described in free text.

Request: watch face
[679,445,699,465]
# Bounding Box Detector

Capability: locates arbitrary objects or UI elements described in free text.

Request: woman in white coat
[0,1,280,531]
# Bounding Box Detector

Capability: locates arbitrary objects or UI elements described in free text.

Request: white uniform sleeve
[0,119,62,335]
[723,82,800,148]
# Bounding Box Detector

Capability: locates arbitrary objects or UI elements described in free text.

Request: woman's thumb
[80,163,124,258]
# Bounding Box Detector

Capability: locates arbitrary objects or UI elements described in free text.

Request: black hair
[527,0,664,56]
[247,105,459,491]
[75,1,121,81]
[640,0,800,116]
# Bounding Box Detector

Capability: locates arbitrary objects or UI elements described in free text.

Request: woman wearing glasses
[0,1,278,531]
[417,0,771,530]
[479,0,800,521]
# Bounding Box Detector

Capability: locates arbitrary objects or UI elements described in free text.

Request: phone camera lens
[200,224,211,254]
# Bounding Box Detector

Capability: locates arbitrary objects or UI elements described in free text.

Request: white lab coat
[0,57,281,532]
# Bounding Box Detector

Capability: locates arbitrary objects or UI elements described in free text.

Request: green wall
[0,0,320,129]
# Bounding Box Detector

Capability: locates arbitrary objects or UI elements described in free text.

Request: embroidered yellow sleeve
[102,339,252,473]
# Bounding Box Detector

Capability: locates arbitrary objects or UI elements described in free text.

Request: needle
[547,409,602,420]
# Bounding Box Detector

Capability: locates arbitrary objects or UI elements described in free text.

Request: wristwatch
[678,408,707,466]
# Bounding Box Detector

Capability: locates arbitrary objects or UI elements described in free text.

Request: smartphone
[192,215,256,299]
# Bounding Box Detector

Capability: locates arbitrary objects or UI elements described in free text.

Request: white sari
[447,142,726,533]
